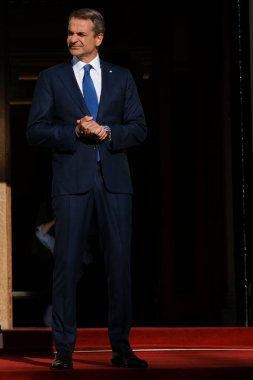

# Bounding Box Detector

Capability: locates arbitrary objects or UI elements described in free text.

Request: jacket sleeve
[26,71,78,153]
[107,69,147,151]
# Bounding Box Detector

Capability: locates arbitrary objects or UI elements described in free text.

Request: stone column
[0,1,13,329]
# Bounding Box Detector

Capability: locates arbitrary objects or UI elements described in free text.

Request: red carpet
[1,327,253,379]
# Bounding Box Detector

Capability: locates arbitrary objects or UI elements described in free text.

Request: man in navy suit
[27,8,148,369]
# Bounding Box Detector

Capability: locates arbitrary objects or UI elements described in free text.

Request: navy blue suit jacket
[27,59,147,196]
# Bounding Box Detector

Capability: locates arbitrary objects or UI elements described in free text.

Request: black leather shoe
[51,351,73,369]
[111,351,148,368]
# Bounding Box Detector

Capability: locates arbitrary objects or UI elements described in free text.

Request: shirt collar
[72,55,100,72]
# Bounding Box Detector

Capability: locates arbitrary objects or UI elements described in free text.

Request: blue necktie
[82,64,100,161]
[82,64,98,120]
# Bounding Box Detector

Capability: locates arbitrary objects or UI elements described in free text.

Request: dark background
[5,0,253,328]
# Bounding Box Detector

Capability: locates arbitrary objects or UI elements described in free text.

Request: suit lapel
[56,62,89,115]
[97,61,114,122]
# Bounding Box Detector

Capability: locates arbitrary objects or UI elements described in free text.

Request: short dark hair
[68,8,105,36]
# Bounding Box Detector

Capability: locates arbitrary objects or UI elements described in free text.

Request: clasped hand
[76,115,108,141]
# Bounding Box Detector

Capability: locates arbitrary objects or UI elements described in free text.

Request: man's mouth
[69,45,82,49]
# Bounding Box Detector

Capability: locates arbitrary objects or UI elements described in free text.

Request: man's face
[67,17,103,61]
